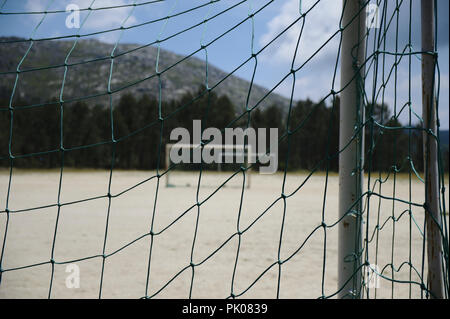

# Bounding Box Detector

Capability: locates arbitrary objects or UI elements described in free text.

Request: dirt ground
[0,169,448,298]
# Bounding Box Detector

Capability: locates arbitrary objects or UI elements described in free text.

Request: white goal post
[165,143,253,188]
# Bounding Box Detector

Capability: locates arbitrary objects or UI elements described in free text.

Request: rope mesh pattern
[0,0,448,299]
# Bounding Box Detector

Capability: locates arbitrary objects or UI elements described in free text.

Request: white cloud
[25,0,46,12]
[24,0,47,23]
[259,0,341,66]
[258,0,343,103]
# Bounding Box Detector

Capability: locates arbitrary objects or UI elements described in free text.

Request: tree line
[0,86,448,173]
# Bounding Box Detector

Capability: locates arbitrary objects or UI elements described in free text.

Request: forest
[0,86,448,173]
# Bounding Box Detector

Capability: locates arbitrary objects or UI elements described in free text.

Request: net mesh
[0,0,448,299]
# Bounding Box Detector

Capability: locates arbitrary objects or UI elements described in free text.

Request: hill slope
[0,37,290,111]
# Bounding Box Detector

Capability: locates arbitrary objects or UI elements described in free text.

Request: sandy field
[0,169,448,299]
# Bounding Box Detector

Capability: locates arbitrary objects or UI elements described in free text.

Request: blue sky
[0,0,448,129]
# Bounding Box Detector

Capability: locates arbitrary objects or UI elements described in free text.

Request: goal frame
[165,143,253,188]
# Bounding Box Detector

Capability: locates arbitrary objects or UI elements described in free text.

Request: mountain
[0,37,291,112]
